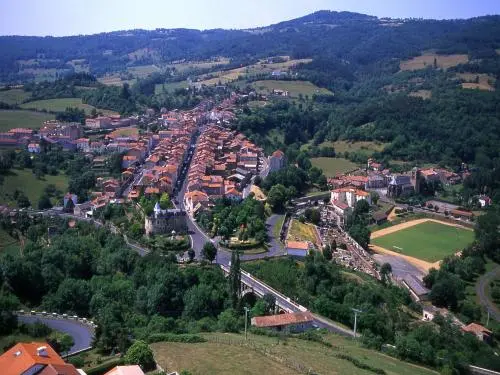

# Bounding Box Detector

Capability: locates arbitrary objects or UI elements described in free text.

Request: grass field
[198,58,312,86]
[0,89,31,105]
[456,73,496,91]
[151,332,437,375]
[0,110,55,131]
[287,219,318,244]
[251,80,333,98]
[310,157,357,177]
[371,221,474,262]
[154,81,189,94]
[0,229,20,257]
[126,64,161,78]
[0,169,68,208]
[400,53,469,71]
[165,58,230,73]
[20,98,117,116]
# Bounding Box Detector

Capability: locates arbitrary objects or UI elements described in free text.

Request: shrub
[147,333,206,344]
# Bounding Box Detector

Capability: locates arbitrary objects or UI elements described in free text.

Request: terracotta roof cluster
[185,124,260,201]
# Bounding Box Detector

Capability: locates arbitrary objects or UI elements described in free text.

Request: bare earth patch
[400,53,469,71]
[409,90,432,99]
[456,73,496,91]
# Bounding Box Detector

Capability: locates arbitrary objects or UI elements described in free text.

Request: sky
[1,0,500,36]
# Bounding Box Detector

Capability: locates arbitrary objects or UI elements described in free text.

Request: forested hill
[1,10,500,82]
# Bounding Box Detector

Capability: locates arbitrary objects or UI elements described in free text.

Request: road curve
[476,265,500,322]
[17,315,94,355]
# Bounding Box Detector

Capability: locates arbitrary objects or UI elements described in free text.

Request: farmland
[151,332,437,375]
[324,140,388,155]
[400,53,469,71]
[371,220,474,263]
[0,89,31,105]
[409,89,432,99]
[251,80,333,98]
[165,58,230,73]
[197,57,311,86]
[310,157,358,177]
[456,73,496,91]
[0,110,55,131]
[0,169,68,208]
[20,98,118,116]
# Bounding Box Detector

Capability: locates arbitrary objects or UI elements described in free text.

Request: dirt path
[387,207,398,222]
[370,218,470,272]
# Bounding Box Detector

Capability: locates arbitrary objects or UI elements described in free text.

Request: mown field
[310,157,358,177]
[0,169,68,208]
[371,221,474,262]
[0,110,55,131]
[400,53,469,71]
[251,80,333,98]
[20,98,118,116]
[0,89,31,105]
[151,332,438,375]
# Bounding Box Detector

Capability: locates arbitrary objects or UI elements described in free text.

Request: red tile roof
[286,241,309,250]
[251,312,313,328]
[0,342,77,375]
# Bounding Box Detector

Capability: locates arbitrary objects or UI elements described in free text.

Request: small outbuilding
[285,241,310,257]
[251,312,314,333]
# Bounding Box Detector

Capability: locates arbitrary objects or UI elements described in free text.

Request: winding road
[17,315,94,355]
[476,265,500,322]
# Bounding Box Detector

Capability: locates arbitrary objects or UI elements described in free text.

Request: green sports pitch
[371,221,474,263]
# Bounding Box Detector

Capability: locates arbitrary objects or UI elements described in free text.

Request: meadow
[0,110,55,131]
[151,332,438,375]
[20,98,117,116]
[400,53,469,71]
[287,219,318,244]
[456,73,496,91]
[251,80,333,98]
[371,221,474,263]
[0,89,31,105]
[154,81,189,94]
[0,169,68,208]
[310,157,358,177]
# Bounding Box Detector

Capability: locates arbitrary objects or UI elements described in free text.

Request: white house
[330,188,371,208]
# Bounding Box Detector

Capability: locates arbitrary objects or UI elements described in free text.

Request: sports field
[371,220,474,263]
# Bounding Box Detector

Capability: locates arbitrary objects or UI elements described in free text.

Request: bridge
[220,264,355,337]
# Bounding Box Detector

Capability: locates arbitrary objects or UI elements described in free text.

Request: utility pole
[486,309,490,327]
[351,308,362,338]
[244,307,250,340]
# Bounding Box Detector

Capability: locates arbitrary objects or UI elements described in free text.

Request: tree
[187,248,195,262]
[380,263,392,285]
[217,308,241,332]
[228,251,241,309]
[491,286,500,301]
[0,291,19,335]
[159,193,171,209]
[202,242,217,263]
[16,193,30,208]
[38,194,53,210]
[124,340,156,371]
[323,245,333,261]
[370,191,380,206]
[267,184,288,211]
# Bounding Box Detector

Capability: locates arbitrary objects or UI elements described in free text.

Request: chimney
[37,346,48,357]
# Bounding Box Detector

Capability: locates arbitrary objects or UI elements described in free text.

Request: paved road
[17,315,94,355]
[476,265,500,322]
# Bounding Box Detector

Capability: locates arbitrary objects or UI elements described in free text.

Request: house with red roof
[0,342,79,375]
[251,312,314,333]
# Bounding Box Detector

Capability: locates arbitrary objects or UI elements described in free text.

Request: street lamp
[244,307,250,340]
[351,308,362,338]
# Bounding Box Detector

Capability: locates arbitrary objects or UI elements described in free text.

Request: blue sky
[1,0,500,36]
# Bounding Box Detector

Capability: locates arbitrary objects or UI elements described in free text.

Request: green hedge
[225,241,262,250]
[335,353,386,375]
[85,358,123,375]
[147,333,206,344]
